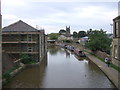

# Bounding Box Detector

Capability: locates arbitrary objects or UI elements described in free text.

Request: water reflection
[48,45,64,55]
[65,49,70,58]
[74,54,87,61]
[4,46,115,88]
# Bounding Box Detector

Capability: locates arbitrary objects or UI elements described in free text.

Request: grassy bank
[85,50,120,72]
[2,64,21,85]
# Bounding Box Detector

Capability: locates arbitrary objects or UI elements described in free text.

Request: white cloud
[2,1,118,34]
[32,0,120,2]
[3,14,19,20]
[2,0,26,7]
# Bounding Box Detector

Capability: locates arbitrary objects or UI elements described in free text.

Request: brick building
[2,20,47,63]
[112,16,120,67]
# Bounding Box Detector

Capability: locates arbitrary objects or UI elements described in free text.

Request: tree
[87,29,92,36]
[20,54,33,64]
[78,31,86,38]
[73,31,78,38]
[86,29,112,54]
[63,40,71,43]
[49,33,59,40]
[59,29,66,35]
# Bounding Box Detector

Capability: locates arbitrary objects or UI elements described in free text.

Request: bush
[63,40,71,43]
[20,54,34,64]
[3,73,11,80]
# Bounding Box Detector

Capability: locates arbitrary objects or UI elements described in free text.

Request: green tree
[59,29,66,35]
[86,29,112,54]
[87,29,92,36]
[63,40,71,43]
[78,31,86,38]
[73,31,78,38]
[20,54,33,64]
[49,33,59,40]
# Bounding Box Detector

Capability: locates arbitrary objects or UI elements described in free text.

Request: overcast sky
[2,0,119,34]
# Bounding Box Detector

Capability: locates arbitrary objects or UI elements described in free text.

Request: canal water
[3,46,115,88]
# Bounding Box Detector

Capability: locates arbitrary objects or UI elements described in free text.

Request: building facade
[112,16,120,67]
[2,20,47,62]
[0,0,2,89]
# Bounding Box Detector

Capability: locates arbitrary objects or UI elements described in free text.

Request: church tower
[66,26,71,37]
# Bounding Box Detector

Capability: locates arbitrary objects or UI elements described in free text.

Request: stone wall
[93,50,110,60]
[2,52,14,74]
[112,58,120,67]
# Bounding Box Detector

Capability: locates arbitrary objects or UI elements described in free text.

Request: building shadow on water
[48,45,65,55]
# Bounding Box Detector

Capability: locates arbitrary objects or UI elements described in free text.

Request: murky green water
[3,46,115,88]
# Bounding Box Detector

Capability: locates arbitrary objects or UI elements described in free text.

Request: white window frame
[28,47,33,52]
[27,34,32,41]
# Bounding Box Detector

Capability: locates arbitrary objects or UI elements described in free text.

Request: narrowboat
[67,46,74,51]
[61,44,67,49]
[74,48,86,57]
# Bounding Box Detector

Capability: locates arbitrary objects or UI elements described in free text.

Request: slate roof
[113,16,120,21]
[2,20,39,32]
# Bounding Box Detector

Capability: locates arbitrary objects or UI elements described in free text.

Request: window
[118,46,120,60]
[28,34,32,41]
[21,35,26,41]
[114,45,118,59]
[28,47,32,52]
[115,22,119,37]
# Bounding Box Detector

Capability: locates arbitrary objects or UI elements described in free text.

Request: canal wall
[2,54,47,87]
[85,51,120,90]
[2,51,14,74]
[58,43,119,89]
[74,44,119,90]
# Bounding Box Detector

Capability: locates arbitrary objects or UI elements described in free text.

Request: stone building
[2,20,47,63]
[65,26,71,37]
[0,0,2,63]
[112,16,120,67]
[0,0,2,89]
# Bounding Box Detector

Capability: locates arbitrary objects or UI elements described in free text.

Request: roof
[2,20,39,32]
[113,16,120,21]
[82,36,88,39]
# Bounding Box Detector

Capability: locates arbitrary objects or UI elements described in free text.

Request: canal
[3,46,115,88]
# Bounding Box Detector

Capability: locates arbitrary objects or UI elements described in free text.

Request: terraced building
[2,20,47,63]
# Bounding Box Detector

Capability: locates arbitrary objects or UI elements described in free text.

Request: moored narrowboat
[74,48,86,57]
[65,45,74,51]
